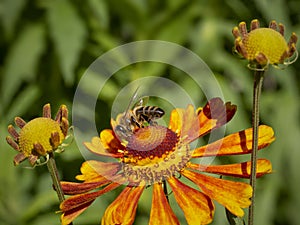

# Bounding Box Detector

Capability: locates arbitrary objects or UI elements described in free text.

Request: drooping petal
[197,98,236,137]
[60,182,120,225]
[169,98,236,143]
[75,160,121,182]
[84,136,123,158]
[13,152,28,165]
[102,186,145,225]
[167,177,214,225]
[192,125,275,157]
[181,169,252,217]
[187,159,272,178]
[149,183,180,225]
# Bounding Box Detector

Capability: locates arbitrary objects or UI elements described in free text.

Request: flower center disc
[19,117,64,156]
[244,28,288,64]
[126,125,177,160]
[123,125,191,185]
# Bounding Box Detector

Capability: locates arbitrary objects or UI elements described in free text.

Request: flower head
[6,104,69,166]
[60,98,275,225]
[233,19,298,70]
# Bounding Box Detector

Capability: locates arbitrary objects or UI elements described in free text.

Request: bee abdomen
[134,106,165,119]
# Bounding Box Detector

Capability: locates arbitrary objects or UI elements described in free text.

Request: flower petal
[181,169,252,217]
[84,135,123,158]
[169,98,236,143]
[149,183,180,225]
[168,105,190,135]
[167,177,214,225]
[197,98,236,137]
[75,160,121,182]
[61,200,93,225]
[100,129,125,154]
[61,181,111,195]
[102,186,144,225]
[60,182,120,225]
[192,125,275,157]
[187,159,272,178]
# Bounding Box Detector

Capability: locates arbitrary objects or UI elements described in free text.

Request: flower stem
[248,70,264,225]
[47,152,65,203]
[47,153,74,225]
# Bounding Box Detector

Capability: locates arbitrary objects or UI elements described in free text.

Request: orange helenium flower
[232,19,298,70]
[60,98,274,225]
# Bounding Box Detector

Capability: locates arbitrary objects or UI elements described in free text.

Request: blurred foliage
[1,0,300,224]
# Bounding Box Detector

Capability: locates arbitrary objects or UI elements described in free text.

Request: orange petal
[169,98,236,143]
[181,169,252,217]
[179,105,202,142]
[149,183,180,225]
[100,129,125,153]
[168,106,186,134]
[169,104,208,142]
[75,160,121,182]
[197,98,236,137]
[167,177,214,224]
[84,135,123,158]
[102,186,144,225]
[60,182,120,225]
[187,159,272,178]
[192,125,275,157]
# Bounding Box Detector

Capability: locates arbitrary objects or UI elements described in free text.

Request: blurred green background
[1,0,300,224]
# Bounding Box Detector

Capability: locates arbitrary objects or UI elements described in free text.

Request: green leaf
[6,84,40,122]
[254,0,289,25]
[0,22,45,111]
[86,0,109,29]
[150,2,198,44]
[0,0,26,40]
[226,208,245,225]
[46,0,87,85]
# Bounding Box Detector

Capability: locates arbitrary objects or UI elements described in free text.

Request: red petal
[61,200,93,225]
[149,183,180,225]
[181,169,252,217]
[61,181,111,195]
[192,125,275,157]
[167,177,214,224]
[187,159,272,178]
[198,98,236,137]
[60,182,120,224]
[102,186,144,225]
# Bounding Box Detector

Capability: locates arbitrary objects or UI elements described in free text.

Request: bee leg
[131,116,140,128]
[149,121,158,126]
[115,125,131,140]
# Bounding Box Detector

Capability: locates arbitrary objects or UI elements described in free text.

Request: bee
[114,88,165,141]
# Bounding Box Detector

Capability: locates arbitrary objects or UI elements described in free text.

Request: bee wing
[134,95,149,108]
[122,87,140,120]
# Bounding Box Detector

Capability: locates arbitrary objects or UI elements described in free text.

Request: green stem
[248,70,264,225]
[47,153,74,225]
[47,152,65,203]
